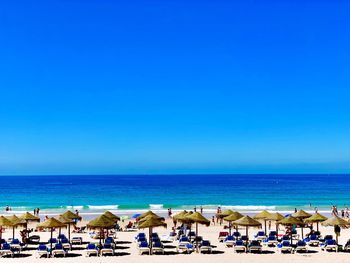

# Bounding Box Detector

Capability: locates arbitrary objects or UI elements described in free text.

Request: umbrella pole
[290,227,293,245]
[264,220,267,234]
[276,222,278,237]
[99,227,102,247]
[246,226,248,253]
[229,222,231,235]
[317,222,319,232]
[59,227,61,236]
[0,226,2,240]
[149,227,153,255]
[68,224,71,241]
[50,228,53,257]
[13,226,15,239]
[301,226,304,239]
[196,222,199,253]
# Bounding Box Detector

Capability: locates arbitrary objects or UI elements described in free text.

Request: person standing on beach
[200,206,203,214]
[194,206,197,212]
[212,216,215,226]
[335,225,341,239]
[345,207,349,218]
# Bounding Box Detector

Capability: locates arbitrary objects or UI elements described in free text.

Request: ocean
[0,174,348,217]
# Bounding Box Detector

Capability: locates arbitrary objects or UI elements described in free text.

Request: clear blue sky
[1,0,350,175]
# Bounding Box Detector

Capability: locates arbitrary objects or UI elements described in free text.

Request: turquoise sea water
[0,174,349,215]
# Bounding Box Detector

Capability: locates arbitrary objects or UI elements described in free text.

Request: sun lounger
[265,235,278,246]
[10,239,23,252]
[152,241,164,254]
[177,242,194,254]
[306,234,319,246]
[0,243,14,258]
[233,231,241,239]
[100,243,114,256]
[71,237,83,245]
[234,240,246,253]
[135,233,146,242]
[295,240,308,253]
[224,235,235,247]
[48,237,58,245]
[218,231,229,242]
[248,240,262,253]
[52,243,66,257]
[105,237,116,249]
[255,231,267,241]
[138,241,150,255]
[37,244,49,258]
[324,239,337,252]
[85,243,99,257]
[199,240,212,254]
[278,240,293,253]
[344,240,350,252]
[60,238,71,250]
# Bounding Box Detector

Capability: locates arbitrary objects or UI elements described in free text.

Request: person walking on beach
[335,225,341,239]
[345,207,349,218]
[200,206,203,214]
[212,216,215,226]
[194,206,197,212]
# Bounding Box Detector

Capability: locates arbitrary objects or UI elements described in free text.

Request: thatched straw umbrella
[0,216,13,240]
[292,210,311,239]
[254,210,272,234]
[139,214,164,224]
[137,211,157,221]
[173,211,187,221]
[278,216,303,245]
[60,210,81,241]
[304,212,327,232]
[138,217,167,255]
[321,216,350,244]
[218,209,234,218]
[19,212,40,238]
[6,215,26,239]
[38,218,66,256]
[265,212,284,236]
[223,211,244,235]
[232,216,261,251]
[57,215,73,240]
[103,211,120,222]
[87,214,115,246]
[186,212,210,252]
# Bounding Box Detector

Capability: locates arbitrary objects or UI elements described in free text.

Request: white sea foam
[149,204,164,209]
[66,205,84,210]
[87,205,119,210]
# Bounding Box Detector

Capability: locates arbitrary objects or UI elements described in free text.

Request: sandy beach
[1,212,350,263]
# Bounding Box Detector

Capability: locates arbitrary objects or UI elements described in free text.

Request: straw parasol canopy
[138,217,167,255]
[60,210,82,241]
[218,209,234,218]
[289,211,311,239]
[232,216,261,251]
[87,214,115,229]
[137,211,157,221]
[173,211,188,221]
[38,218,66,256]
[175,211,194,224]
[223,211,244,234]
[254,210,272,234]
[87,215,116,246]
[292,210,312,219]
[266,212,285,235]
[266,212,284,221]
[19,212,40,222]
[321,216,350,244]
[186,212,210,252]
[304,212,328,231]
[6,215,26,239]
[61,210,81,221]
[138,214,164,223]
[0,216,13,239]
[103,211,120,222]
[278,216,303,244]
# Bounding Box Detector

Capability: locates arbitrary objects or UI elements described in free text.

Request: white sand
[0,217,349,262]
